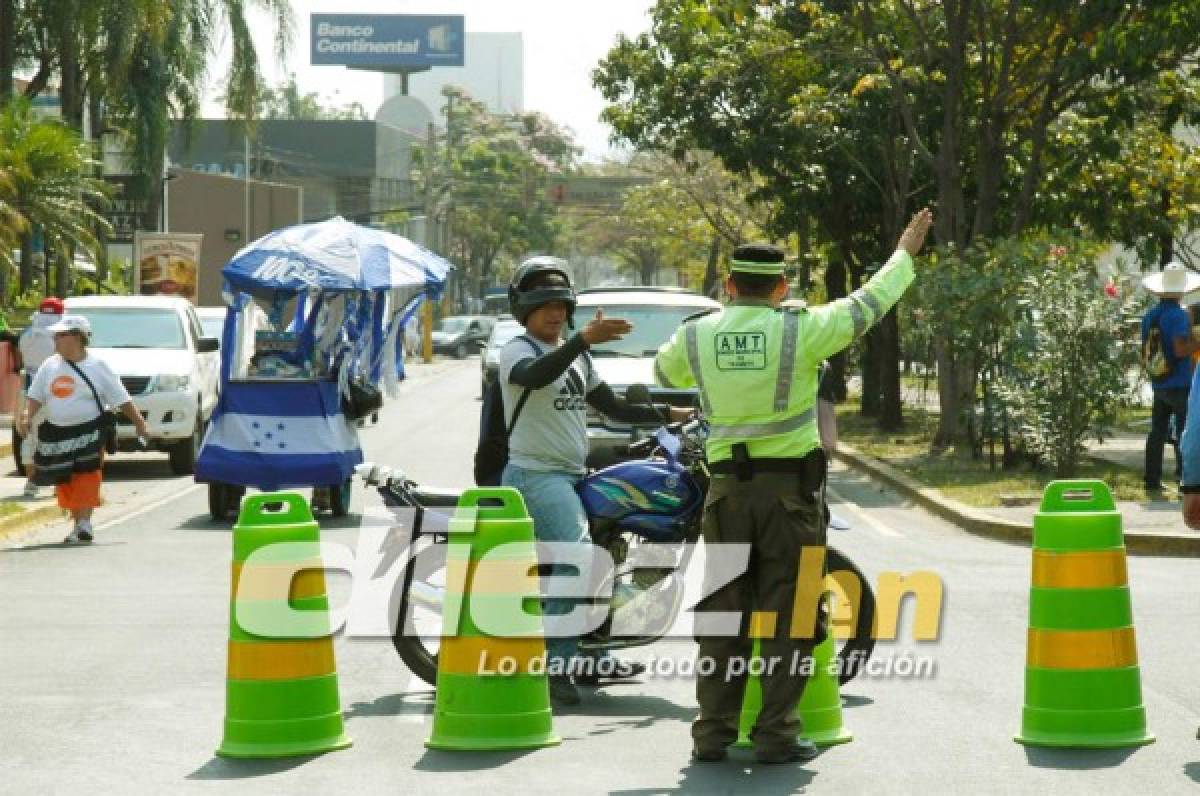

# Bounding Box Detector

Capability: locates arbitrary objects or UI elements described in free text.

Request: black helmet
[508,256,576,326]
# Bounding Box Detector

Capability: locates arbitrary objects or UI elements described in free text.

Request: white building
[382,32,524,120]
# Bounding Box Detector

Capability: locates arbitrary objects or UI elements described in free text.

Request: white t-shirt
[28,354,131,427]
[499,335,599,474]
[18,313,58,371]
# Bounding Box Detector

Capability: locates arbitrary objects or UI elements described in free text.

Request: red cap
[38,297,65,315]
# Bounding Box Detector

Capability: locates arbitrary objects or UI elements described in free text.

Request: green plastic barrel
[736,637,853,748]
[217,492,351,759]
[1015,480,1154,749]
[426,487,559,751]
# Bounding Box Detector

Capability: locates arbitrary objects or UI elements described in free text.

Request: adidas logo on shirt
[553,368,587,411]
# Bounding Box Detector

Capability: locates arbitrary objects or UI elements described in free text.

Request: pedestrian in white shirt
[19,315,149,544]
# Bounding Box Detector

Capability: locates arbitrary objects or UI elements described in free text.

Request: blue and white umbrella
[223,215,452,295]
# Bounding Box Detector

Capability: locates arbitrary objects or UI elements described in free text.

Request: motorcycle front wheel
[825,546,876,686]
[391,530,446,687]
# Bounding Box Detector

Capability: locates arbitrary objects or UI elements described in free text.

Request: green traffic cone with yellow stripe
[217,492,352,758]
[425,487,559,751]
[1015,480,1154,748]
[736,606,853,748]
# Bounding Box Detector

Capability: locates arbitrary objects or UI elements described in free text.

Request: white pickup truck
[64,296,220,474]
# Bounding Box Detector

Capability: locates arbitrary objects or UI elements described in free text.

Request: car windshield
[72,308,186,349]
[436,317,470,333]
[578,303,715,357]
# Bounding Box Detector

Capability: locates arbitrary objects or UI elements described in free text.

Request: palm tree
[3,0,293,228]
[0,99,111,300]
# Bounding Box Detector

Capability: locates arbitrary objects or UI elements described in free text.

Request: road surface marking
[827,485,901,538]
[95,483,204,531]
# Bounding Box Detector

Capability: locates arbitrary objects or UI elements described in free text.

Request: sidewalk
[832,382,1197,550]
[835,440,1200,557]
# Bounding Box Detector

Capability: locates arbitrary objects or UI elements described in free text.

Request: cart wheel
[330,478,352,517]
[209,483,246,522]
[208,483,227,521]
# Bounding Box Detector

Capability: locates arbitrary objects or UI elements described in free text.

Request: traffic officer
[655,209,933,764]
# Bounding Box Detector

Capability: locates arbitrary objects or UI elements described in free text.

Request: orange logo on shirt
[50,375,76,399]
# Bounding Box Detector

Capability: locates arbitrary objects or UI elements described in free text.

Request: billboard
[311,14,465,68]
[134,232,202,302]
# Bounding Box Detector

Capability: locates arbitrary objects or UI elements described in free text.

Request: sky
[204,0,655,160]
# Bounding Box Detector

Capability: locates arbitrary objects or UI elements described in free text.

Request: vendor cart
[195,217,452,520]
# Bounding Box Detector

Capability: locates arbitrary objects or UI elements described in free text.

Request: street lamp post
[160,171,178,232]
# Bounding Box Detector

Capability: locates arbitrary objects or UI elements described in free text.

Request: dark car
[432,315,494,359]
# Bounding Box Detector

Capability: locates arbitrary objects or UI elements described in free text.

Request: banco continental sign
[310,14,465,68]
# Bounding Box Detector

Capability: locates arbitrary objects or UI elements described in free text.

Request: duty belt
[709,443,827,485]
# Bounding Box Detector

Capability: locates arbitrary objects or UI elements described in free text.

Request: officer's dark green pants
[691,470,827,755]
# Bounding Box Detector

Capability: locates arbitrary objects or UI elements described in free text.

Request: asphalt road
[2,357,1199,794]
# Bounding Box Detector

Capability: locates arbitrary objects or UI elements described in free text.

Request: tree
[594,1,927,428]
[849,0,1200,445]
[0,99,110,300]
[605,179,710,286]
[3,0,294,231]
[1036,69,1200,270]
[257,74,369,120]
[630,151,776,295]
[414,87,578,305]
[596,0,1200,443]
[996,237,1137,476]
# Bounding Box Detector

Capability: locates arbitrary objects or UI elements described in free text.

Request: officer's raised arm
[801,208,933,364]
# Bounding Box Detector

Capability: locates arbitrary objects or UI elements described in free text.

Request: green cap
[730,243,787,275]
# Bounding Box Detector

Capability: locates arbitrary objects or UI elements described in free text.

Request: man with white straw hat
[1140,261,1200,493]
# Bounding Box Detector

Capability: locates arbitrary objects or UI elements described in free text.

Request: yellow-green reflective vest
[654,250,915,464]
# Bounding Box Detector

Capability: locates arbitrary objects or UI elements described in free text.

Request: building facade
[168,119,422,226]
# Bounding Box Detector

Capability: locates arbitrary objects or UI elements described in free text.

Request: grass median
[0,502,25,519]
[836,405,1146,508]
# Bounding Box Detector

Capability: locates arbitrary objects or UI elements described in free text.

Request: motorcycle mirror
[355,462,388,484]
[626,383,652,405]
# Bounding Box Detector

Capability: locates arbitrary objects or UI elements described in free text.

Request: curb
[0,503,64,542]
[833,444,1200,557]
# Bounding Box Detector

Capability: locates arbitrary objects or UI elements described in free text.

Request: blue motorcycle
[360,415,876,688]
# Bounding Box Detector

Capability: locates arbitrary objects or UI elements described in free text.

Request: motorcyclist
[499,256,692,705]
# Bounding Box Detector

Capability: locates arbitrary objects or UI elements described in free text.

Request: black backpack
[473,335,543,486]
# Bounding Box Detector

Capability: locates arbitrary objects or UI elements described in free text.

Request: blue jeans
[1145,388,1188,487]
[502,463,592,668]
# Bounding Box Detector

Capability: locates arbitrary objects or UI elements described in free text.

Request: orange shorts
[56,470,103,511]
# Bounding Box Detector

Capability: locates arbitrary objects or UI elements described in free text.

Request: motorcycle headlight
[155,374,190,392]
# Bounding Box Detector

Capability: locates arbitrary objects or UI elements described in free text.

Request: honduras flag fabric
[195,380,362,491]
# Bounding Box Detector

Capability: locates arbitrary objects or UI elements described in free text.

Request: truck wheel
[169,417,204,475]
[454,343,468,359]
[12,429,25,477]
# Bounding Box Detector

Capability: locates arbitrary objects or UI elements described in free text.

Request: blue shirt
[1141,300,1193,390]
